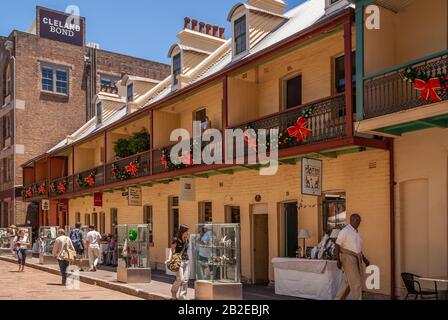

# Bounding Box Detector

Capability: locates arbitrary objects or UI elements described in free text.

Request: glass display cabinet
[38,226,58,265]
[194,223,242,300]
[116,224,151,283]
[0,228,11,252]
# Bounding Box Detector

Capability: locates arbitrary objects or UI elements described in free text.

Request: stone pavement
[0,259,141,300]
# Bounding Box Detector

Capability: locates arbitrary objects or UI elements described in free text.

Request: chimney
[199,22,205,33]
[206,24,212,35]
[184,17,191,29]
[212,25,219,37]
[219,27,225,39]
[191,19,198,31]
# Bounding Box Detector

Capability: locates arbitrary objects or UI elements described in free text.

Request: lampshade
[298,229,310,240]
[330,229,340,239]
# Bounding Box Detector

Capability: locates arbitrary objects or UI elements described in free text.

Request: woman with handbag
[52,229,76,286]
[167,225,190,300]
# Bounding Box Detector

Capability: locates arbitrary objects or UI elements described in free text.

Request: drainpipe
[389,138,396,300]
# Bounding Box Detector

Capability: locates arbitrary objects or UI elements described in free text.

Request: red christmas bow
[84,176,95,186]
[57,182,66,194]
[125,162,139,176]
[25,189,33,198]
[244,129,257,152]
[414,78,442,104]
[287,117,312,142]
[161,154,169,169]
[38,185,46,195]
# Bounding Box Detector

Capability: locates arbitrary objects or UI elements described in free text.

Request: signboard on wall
[301,158,323,196]
[37,7,85,46]
[94,193,103,207]
[128,187,142,206]
[41,199,50,211]
[180,178,196,202]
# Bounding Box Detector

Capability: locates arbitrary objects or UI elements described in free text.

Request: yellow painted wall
[68,149,391,295]
[394,128,448,297]
[364,0,447,75]
[153,110,181,148]
[74,136,104,173]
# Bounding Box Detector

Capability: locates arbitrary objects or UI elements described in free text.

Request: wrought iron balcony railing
[105,150,151,184]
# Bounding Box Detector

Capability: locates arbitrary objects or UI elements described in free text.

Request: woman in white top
[12,229,30,272]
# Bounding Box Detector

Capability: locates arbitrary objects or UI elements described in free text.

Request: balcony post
[355,2,365,121]
[150,110,154,176]
[344,16,354,138]
[104,131,107,185]
[222,75,228,159]
[72,146,75,192]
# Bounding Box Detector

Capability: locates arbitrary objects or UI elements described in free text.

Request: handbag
[166,240,188,273]
[63,241,76,263]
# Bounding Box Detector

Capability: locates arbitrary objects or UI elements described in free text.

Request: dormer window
[96,101,102,125]
[172,53,181,86]
[127,83,134,102]
[233,14,248,57]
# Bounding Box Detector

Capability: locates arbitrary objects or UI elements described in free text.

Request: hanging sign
[41,199,50,211]
[301,158,323,196]
[179,178,196,202]
[128,186,142,206]
[94,192,103,207]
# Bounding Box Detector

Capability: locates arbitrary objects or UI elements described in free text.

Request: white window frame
[171,50,182,90]
[40,62,69,96]
[231,11,249,60]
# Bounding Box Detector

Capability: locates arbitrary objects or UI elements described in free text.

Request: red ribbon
[125,161,139,176]
[84,176,95,186]
[287,117,312,142]
[38,185,46,195]
[161,154,169,169]
[57,183,66,194]
[414,78,442,104]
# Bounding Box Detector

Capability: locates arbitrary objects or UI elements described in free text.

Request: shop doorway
[225,206,241,223]
[251,204,269,285]
[169,196,180,244]
[278,202,298,258]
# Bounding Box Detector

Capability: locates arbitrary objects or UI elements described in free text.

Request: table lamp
[298,229,310,258]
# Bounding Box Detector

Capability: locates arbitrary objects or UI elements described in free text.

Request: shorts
[73,243,84,255]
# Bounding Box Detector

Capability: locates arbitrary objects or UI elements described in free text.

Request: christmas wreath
[76,170,97,188]
[160,146,195,171]
[50,180,68,195]
[37,182,47,196]
[402,67,448,104]
[23,187,33,199]
[111,158,141,181]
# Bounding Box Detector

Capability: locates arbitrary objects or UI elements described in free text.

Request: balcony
[152,94,346,173]
[22,180,48,200]
[73,166,104,193]
[364,53,448,120]
[49,176,74,197]
[105,151,151,184]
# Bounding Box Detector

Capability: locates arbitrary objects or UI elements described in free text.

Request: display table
[272,258,345,300]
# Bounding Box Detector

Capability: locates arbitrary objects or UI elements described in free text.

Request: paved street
[0,259,141,300]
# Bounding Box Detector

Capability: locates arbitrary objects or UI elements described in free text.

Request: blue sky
[0,0,305,64]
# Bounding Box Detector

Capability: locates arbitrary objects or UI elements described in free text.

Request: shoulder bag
[166,240,188,273]
[63,239,77,263]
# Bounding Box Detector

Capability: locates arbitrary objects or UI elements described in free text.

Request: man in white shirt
[335,214,370,300]
[85,225,102,272]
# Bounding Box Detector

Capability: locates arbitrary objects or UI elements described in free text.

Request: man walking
[70,222,85,271]
[85,225,101,272]
[52,229,75,286]
[335,214,370,300]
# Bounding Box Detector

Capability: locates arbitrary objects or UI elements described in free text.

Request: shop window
[75,212,81,224]
[92,212,98,230]
[284,74,302,109]
[99,212,106,235]
[40,63,68,95]
[322,193,346,234]
[110,208,118,234]
[233,14,247,57]
[169,196,180,241]
[199,202,213,224]
[278,202,298,258]
[334,51,356,93]
[127,83,134,102]
[84,213,90,226]
[172,53,181,86]
[225,206,240,224]
[143,206,153,244]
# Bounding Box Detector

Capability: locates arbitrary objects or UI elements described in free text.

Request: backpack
[70,229,82,247]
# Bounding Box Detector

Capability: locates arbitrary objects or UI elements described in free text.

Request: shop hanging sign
[41,199,50,211]
[301,158,323,196]
[179,178,196,202]
[37,7,85,46]
[94,192,103,207]
[128,186,142,206]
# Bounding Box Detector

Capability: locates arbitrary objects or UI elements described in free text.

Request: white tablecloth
[272,258,345,300]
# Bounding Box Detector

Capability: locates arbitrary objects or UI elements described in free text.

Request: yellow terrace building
[21,0,398,297]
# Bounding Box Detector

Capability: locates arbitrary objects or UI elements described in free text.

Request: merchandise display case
[38,226,58,265]
[194,223,242,300]
[116,224,151,283]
